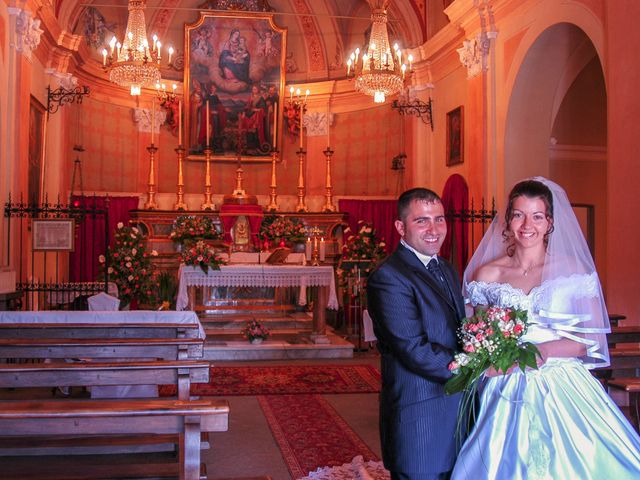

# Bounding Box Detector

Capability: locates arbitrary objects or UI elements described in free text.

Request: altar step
[202,328,354,361]
[199,312,312,331]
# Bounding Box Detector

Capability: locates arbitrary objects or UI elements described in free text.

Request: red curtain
[338,199,400,254]
[440,174,469,275]
[69,196,139,282]
[218,204,264,246]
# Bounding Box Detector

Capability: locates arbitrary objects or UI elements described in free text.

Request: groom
[367,188,465,480]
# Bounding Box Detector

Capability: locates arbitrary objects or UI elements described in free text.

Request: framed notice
[32,219,75,252]
[446,106,464,166]
[184,11,287,162]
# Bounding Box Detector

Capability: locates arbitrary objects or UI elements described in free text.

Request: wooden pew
[0,398,229,480]
[0,359,209,400]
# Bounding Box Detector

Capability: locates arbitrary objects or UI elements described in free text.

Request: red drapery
[338,199,400,254]
[69,196,139,282]
[440,174,469,275]
[218,204,264,246]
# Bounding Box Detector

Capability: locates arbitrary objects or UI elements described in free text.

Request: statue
[231,215,251,250]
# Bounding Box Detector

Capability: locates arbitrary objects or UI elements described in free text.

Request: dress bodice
[466,273,600,344]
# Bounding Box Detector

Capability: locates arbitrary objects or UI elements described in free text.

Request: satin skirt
[451,358,640,480]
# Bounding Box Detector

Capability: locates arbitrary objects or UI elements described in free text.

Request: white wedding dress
[451,274,640,480]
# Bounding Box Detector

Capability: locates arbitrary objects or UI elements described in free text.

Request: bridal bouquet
[445,306,540,395]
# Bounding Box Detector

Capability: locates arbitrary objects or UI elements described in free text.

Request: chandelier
[102,0,172,95]
[346,0,413,103]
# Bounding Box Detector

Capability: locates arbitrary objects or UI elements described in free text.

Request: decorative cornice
[457,33,491,78]
[304,111,333,137]
[133,108,167,134]
[8,8,43,61]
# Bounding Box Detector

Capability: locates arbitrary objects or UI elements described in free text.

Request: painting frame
[32,219,75,252]
[28,95,47,205]
[446,106,464,166]
[184,11,287,163]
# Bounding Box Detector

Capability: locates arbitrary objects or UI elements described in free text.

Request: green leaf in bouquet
[445,369,472,395]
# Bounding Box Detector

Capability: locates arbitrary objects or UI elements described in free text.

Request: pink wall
[605,1,640,322]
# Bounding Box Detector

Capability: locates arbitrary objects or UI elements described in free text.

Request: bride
[451,177,640,479]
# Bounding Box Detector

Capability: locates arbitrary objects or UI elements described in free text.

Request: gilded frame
[184,11,287,162]
[446,106,464,166]
[28,95,47,204]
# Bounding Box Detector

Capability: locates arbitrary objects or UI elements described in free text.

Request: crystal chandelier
[346,0,413,103]
[102,0,173,96]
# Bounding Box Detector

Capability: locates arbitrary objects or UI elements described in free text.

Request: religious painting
[446,106,464,166]
[32,219,75,251]
[185,12,287,162]
[28,95,46,205]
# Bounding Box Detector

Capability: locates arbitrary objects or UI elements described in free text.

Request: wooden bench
[0,359,209,400]
[0,398,229,480]
[0,321,202,340]
[607,377,640,430]
[0,337,204,361]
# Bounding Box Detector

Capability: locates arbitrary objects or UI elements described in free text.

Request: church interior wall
[1,0,638,321]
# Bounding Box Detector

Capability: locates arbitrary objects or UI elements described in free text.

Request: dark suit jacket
[367,243,465,476]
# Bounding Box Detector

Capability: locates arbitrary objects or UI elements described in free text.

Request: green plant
[157,271,178,310]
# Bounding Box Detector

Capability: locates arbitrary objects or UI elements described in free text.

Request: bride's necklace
[515,259,541,277]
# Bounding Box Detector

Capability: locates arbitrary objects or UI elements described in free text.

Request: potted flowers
[99,222,158,309]
[170,215,221,247]
[336,221,387,290]
[241,319,271,344]
[180,240,226,274]
[260,215,306,248]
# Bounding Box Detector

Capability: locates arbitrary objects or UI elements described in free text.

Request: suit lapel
[396,246,457,312]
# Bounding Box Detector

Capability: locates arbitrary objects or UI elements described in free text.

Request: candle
[178,100,183,145]
[326,107,330,148]
[299,107,303,148]
[272,101,278,146]
[305,237,312,261]
[319,238,326,262]
[289,86,294,102]
[304,89,309,103]
[206,100,210,146]
[168,46,174,64]
[151,99,155,144]
[102,49,107,66]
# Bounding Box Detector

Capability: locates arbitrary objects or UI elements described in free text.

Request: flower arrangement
[99,222,158,308]
[260,215,306,246]
[169,215,221,244]
[241,319,271,343]
[445,306,540,437]
[180,240,227,274]
[336,221,387,290]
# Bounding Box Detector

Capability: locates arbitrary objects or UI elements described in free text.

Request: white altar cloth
[176,264,339,312]
[0,310,205,339]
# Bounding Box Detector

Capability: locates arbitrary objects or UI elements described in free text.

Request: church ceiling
[52,0,425,84]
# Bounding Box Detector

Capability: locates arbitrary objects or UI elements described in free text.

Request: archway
[504,22,607,278]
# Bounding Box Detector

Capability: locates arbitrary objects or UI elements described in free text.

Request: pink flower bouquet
[445,306,540,395]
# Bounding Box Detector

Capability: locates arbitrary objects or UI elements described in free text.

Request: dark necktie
[427,258,454,304]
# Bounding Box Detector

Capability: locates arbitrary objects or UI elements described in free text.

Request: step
[203,331,354,360]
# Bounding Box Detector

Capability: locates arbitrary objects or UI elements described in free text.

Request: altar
[177,264,338,344]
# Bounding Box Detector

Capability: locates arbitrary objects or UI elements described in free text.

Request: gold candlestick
[143,143,158,210]
[266,149,279,211]
[201,146,214,210]
[322,146,336,212]
[296,147,308,212]
[174,145,187,210]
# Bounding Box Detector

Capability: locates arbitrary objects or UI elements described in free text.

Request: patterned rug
[159,364,381,396]
[259,394,381,479]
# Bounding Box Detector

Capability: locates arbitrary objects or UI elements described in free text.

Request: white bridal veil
[463,176,610,368]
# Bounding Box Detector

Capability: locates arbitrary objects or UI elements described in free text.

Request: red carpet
[258,394,380,479]
[159,364,381,396]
